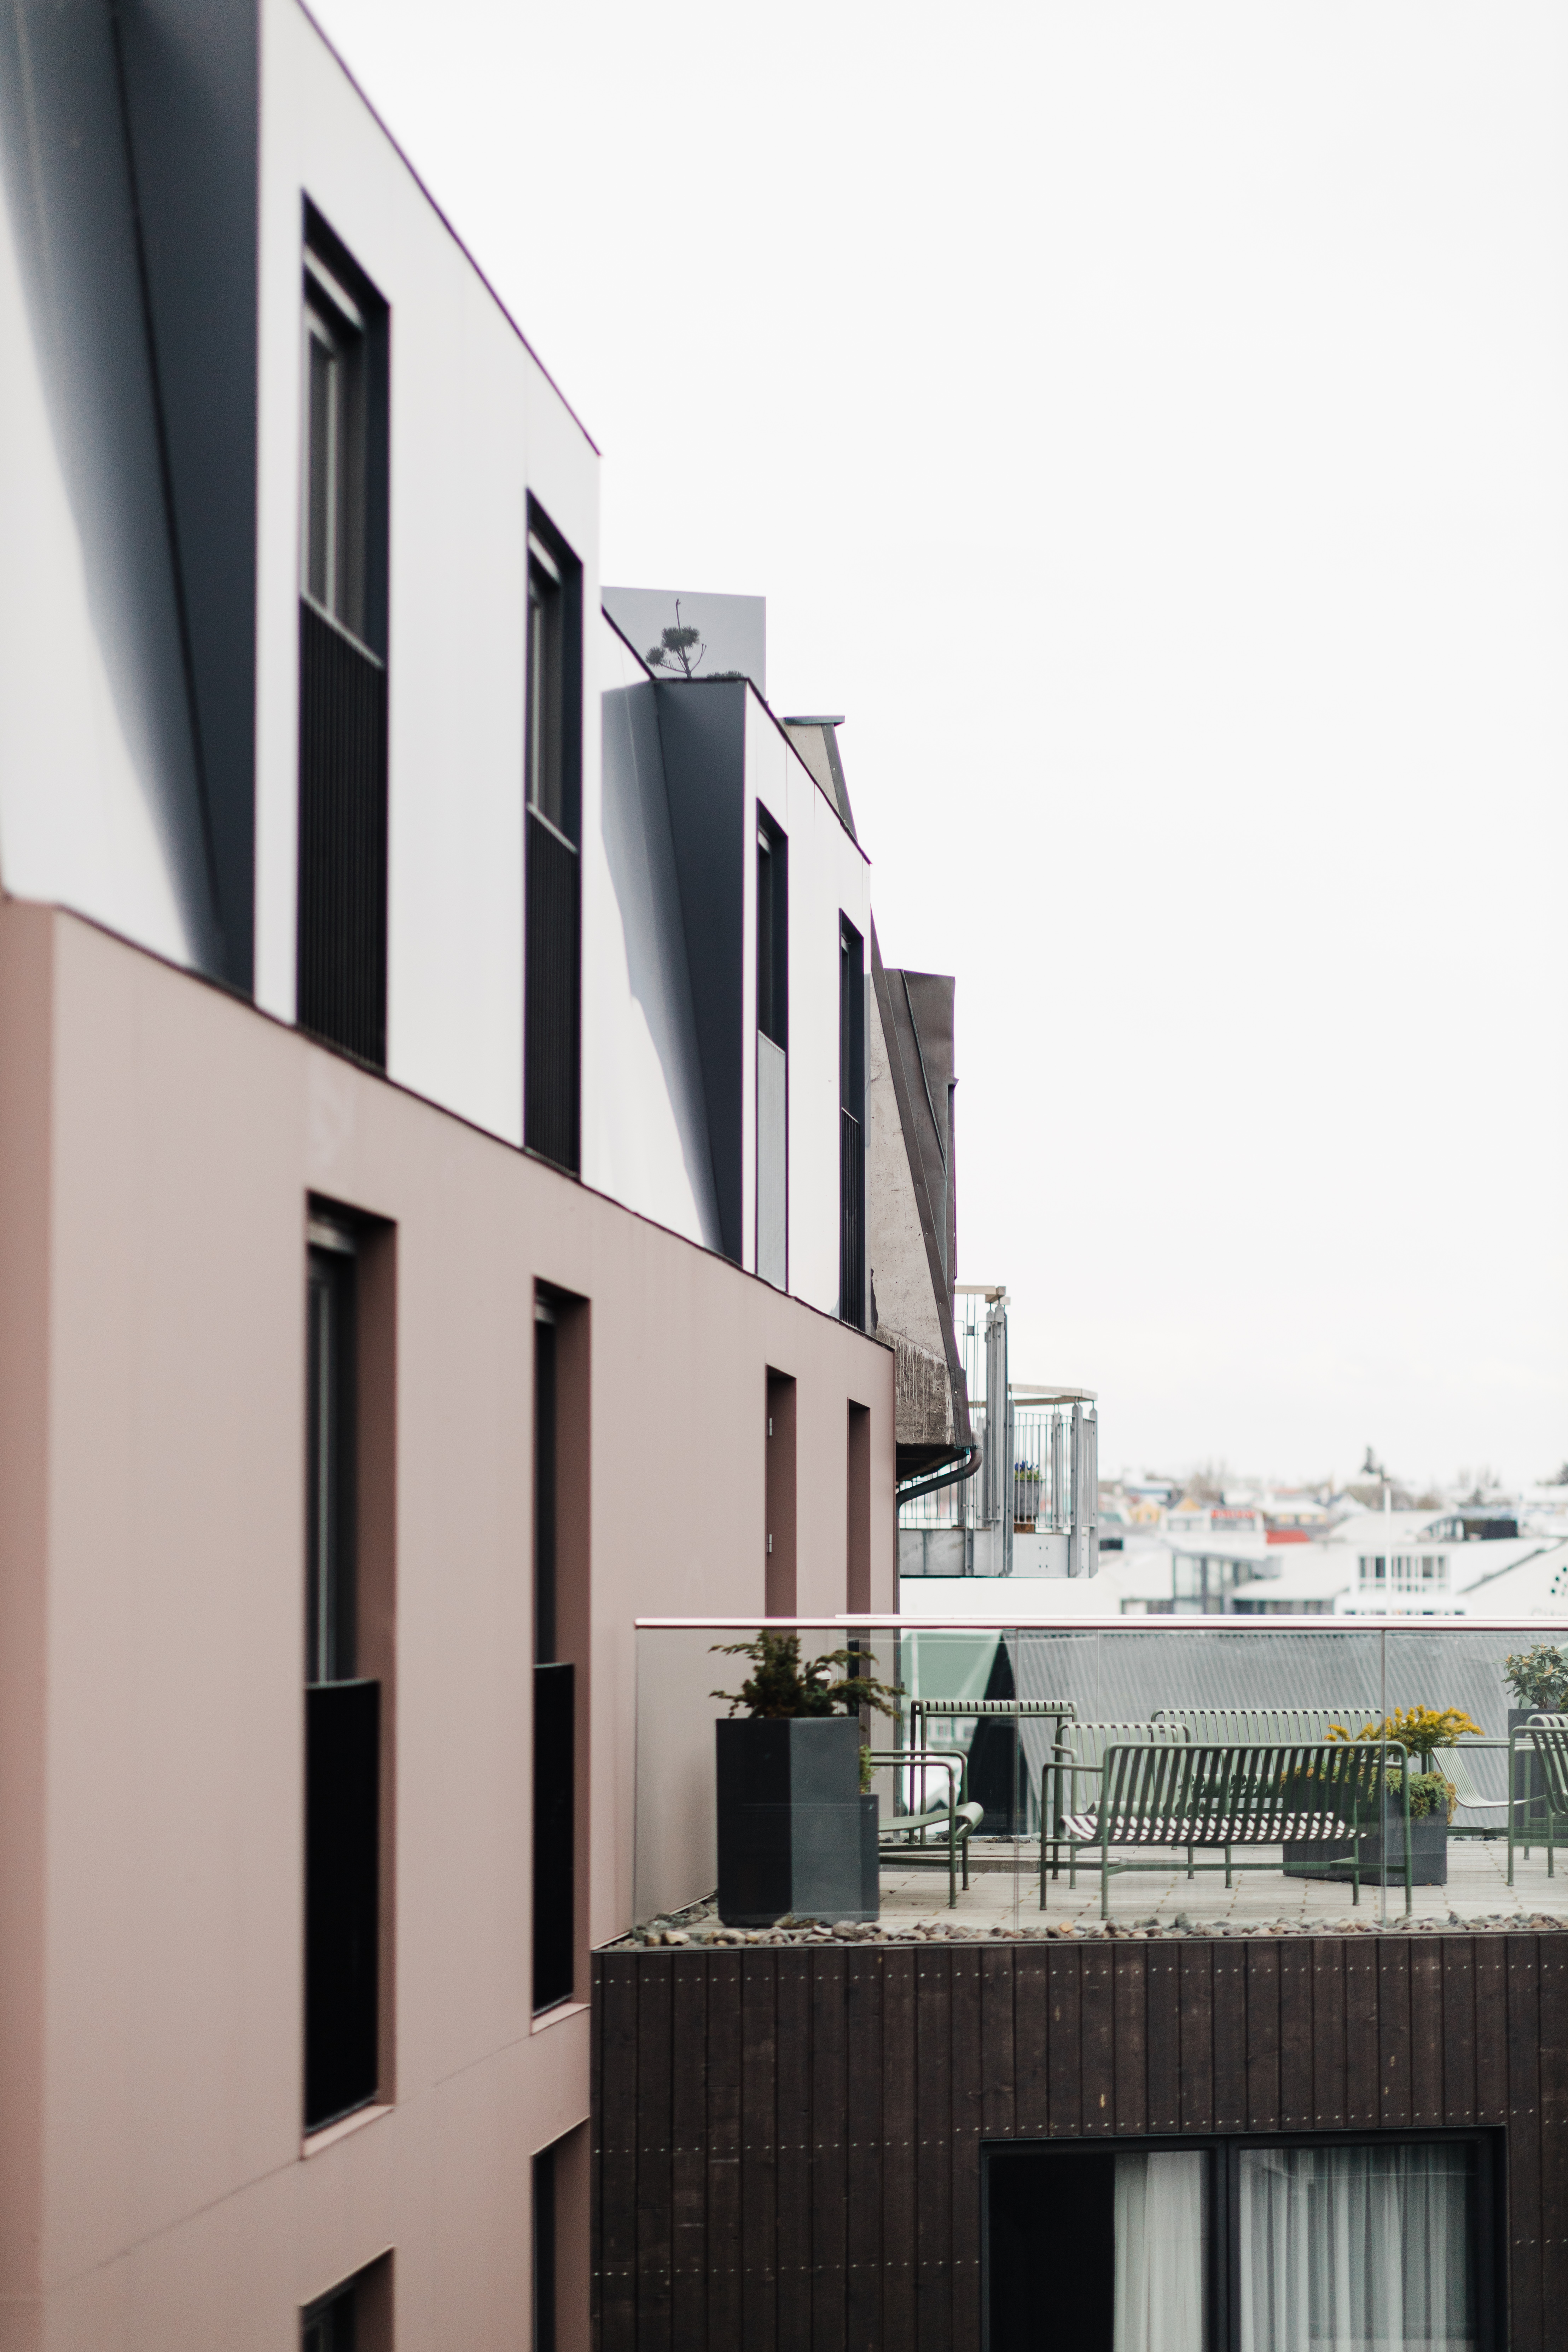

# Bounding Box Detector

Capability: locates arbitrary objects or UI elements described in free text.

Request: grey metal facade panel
[891,967,956,1287]
[654,679,748,1264]
[0,0,230,976]
[116,0,259,991]
[870,922,969,1457]
[599,670,723,1248]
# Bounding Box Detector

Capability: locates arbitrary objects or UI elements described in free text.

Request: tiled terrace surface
[876,1834,1566,1930]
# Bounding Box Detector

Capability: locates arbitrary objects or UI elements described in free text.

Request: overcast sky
[314,0,1568,1493]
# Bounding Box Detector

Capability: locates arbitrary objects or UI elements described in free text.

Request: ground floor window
[988,2135,1489,2352]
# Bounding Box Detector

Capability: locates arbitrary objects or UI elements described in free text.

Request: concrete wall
[0,900,894,2350]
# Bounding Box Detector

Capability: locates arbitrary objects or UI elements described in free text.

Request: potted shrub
[710,1634,901,1926]
[1283,1707,1480,1887]
[1505,1648,1568,1831]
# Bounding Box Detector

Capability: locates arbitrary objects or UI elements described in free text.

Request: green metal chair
[1043,1720,1191,1884]
[1508,1722,1568,1884]
[869,1748,984,1909]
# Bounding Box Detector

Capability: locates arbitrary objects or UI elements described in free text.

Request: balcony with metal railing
[898,1284,1098,1578]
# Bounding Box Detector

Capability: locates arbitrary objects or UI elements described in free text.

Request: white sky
[313,0,1568,1493]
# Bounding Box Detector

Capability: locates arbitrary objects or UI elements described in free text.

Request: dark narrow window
[756,808,788,1286]
[302,2281,356,2352]
[839,916,865,1326]
[524,504,582,1173]
[533,1300,574,2011]
[297,214,389,1069]
[846,1400,871,1613]
[303,2259,390,2352]
[765,1370,797,1616]
[533,2142,558,2351]
[305,1219,379,2131]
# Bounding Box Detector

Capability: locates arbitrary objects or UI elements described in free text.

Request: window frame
[523,499,582,849]
[306,1219,358,1686]
[298,203,389,662]
[982,2127,1502,2352]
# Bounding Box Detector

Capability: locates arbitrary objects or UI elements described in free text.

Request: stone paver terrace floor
[876,1835,1567,1929]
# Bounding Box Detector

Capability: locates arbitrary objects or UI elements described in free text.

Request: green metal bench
[1045,1739,1414,1918]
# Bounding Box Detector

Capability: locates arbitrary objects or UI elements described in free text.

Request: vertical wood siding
[593,1934,1568,2351]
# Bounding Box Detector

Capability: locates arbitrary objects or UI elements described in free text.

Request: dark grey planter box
[715,1717,877,1926]
[1283,1815,1447,1886]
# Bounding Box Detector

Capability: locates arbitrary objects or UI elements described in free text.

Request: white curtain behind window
[1238,2143,1476,2352]
[1114,2151,1206,2352]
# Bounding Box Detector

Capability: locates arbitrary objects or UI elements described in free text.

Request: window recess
[297,210,388,1069]
[304,1217,381,2133]
[755,807,787,1287]
[838,915,865,1326]
[524,504,583,1172]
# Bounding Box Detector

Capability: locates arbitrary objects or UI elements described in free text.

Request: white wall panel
[256,0,598,1146]
[742,696,871,1320]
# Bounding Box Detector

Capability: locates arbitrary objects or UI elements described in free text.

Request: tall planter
[715,1717,877,1926]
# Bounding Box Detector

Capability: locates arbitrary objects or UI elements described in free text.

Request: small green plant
[1328,1704,1483,1752]
[1504,1645,1568,1713]
[1404,1770,1457,1823]
[710,1631,903,1721]
[859,1744,874,1793]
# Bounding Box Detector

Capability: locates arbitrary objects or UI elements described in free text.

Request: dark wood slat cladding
[1079,1945,1114,2137]
[1278,1936,1312,2129]
[1539,1938,1568,2319]
[915,1950,952,2349]
[774,1958,812,2352]
[880,1951,917,2347]
[1113,1947,1147,2136]
[1211,1941,1245,2131]
[669,1956,708,2352]
[1045,1944,1080,2136]
[1508,1938,1543,2348]
[740,1956,777,2352]
[1409,1942,1444,2129]
[1313,1940,1346,2130]
[1145,1941,1180,2133]
[598,1957,639,2352]
[1178,1943,1213,2133]
[1443,1939,1476,2126]
[1345,1935,1380,2128]
[813,1951,849,2352]
[595,1933,1568,2351]
[297,600,388,1069]
[1244,1944,1280,2132]
[1012,1948,1047,2136]
[844,1953,884,2352]
[704,1958,742,2352]
[635,1963,674,2348]
[948,1949,983,2352]
[1378,1942,1412,2130]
